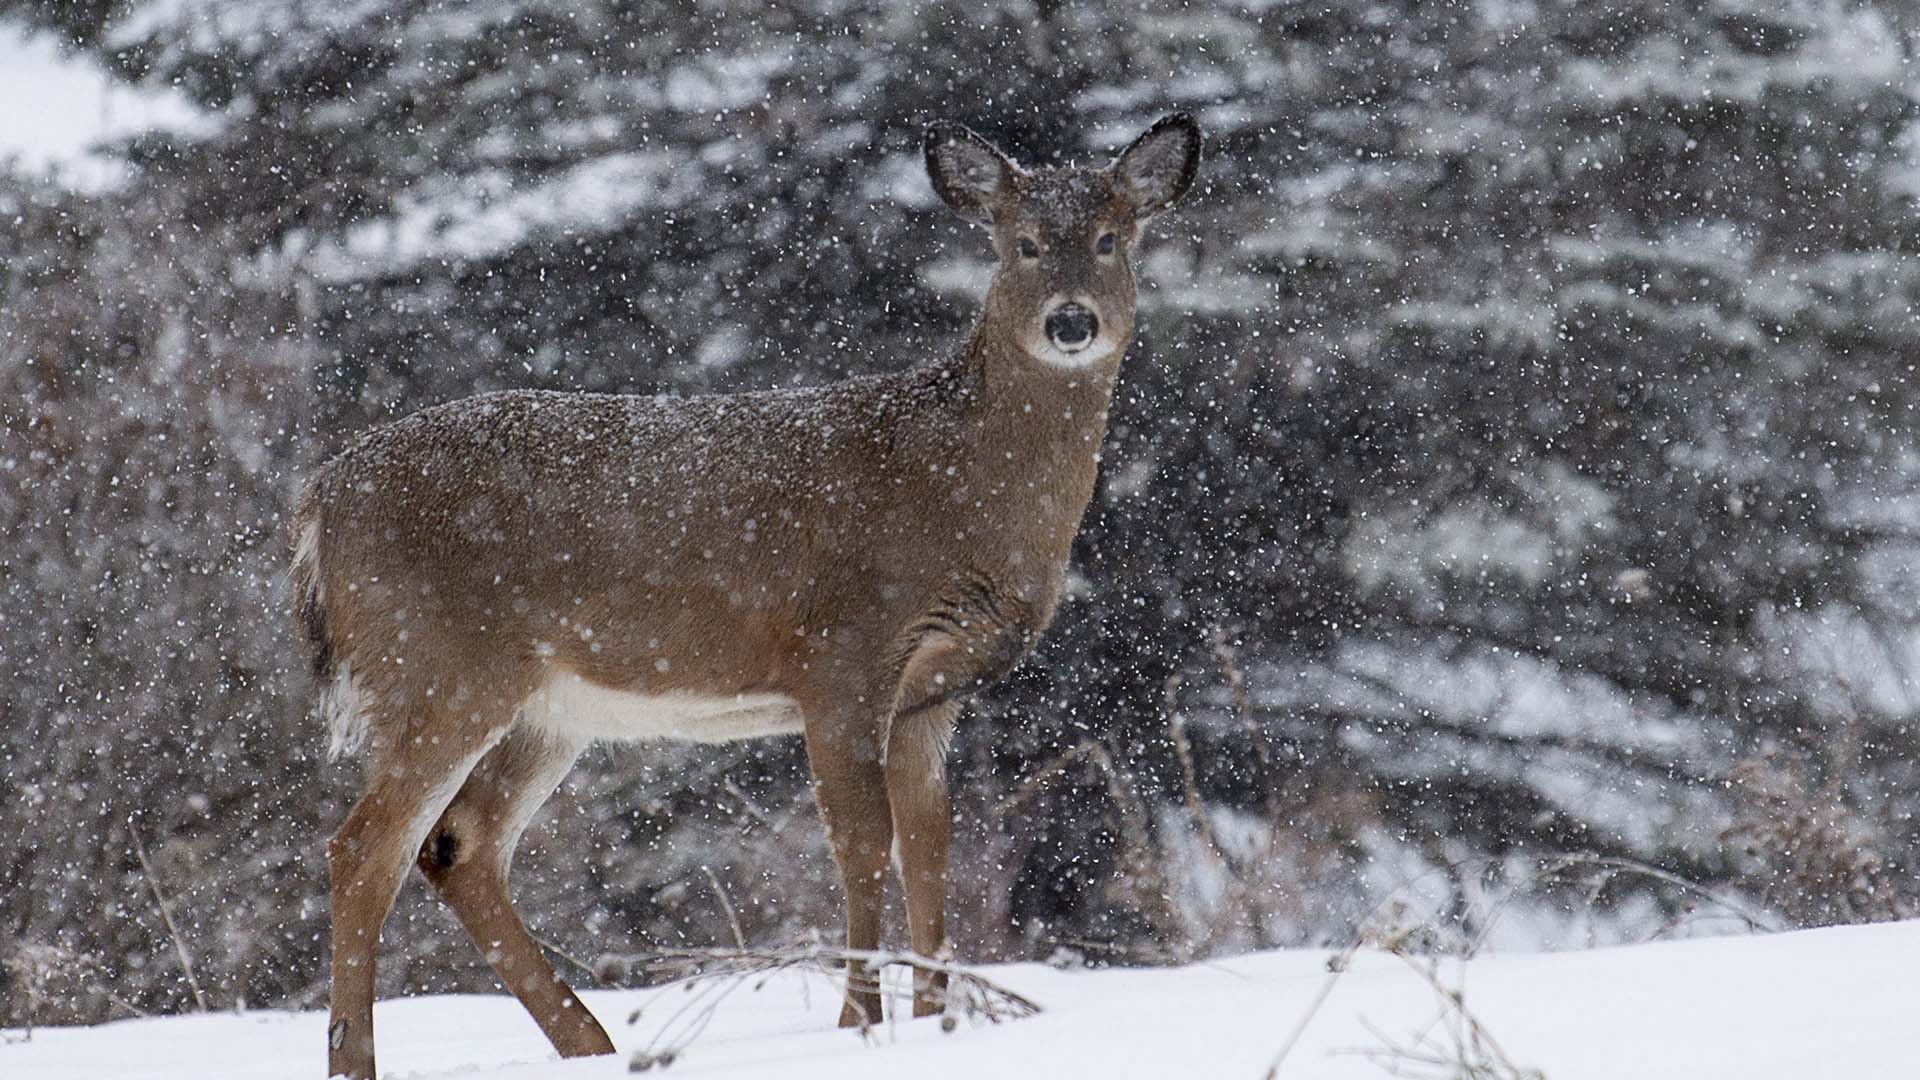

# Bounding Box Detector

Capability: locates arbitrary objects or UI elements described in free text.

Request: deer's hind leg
[415,726,614,1059]
[328,700,507,1080]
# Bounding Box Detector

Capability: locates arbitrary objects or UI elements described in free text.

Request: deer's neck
[933,314,1123,546]
[966,322,1119,435]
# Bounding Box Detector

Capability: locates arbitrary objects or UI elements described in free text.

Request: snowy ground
[7,921,1915,1079]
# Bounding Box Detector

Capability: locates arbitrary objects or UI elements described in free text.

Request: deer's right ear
[925,121,1019,224]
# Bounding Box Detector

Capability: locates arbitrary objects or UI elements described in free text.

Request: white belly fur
[521,670,803,744]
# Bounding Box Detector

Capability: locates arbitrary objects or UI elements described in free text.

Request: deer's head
[925,113,1201,371]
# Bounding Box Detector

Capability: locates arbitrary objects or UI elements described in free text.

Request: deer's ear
[925,121,1019,224]
[1111,113,1201,221]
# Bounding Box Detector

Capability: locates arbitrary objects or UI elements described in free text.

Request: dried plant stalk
[593,943,1041,1069]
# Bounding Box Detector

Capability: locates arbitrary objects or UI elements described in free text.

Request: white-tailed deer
[293,113,1200,1079]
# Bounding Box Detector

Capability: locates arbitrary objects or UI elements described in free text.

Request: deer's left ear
[1110,113,1202,221]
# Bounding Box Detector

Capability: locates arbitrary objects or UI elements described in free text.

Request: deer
[292,112,1200,1079]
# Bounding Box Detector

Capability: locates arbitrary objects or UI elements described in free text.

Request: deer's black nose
[1045,304,1099,350]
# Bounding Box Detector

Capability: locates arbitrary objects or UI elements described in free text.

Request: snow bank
[6,920,1916,1079]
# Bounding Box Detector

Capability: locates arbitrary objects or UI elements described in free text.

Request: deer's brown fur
[294,114,1199,1079]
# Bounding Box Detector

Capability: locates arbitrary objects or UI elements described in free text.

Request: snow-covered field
[7,921,1916,1079]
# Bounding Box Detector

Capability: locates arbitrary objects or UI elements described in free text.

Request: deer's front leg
[888,702,956,1018]
[805,718,893,1028]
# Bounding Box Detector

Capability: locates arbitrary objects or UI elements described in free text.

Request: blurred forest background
[6,0,1920,1026]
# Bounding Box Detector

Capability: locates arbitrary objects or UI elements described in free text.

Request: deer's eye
[1096,232,1116,256]
[1018,237,1040,260]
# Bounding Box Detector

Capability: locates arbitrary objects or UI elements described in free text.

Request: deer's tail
[292,501,368,759]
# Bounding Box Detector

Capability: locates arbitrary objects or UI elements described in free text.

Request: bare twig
[1272,850,1772,1077]
[1166,674,1226,863]
[1048,935,1185,967]
[1532,854,1781,937]
[595,942,1041,1067]
[1264,940,1364,1079]
[102,992,151,1020]
[719,778,778,829]
[1349,948,1546,1080]
[991,741,1101,821]
[1079,741,1154,859]
[5,942,154,1037]
[528,930,604,983]
[700,865,749,950]
[128,821,209,1013]
[1209,628,1256,740]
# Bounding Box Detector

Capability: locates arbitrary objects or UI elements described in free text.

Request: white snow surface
[7,921,1918,1079]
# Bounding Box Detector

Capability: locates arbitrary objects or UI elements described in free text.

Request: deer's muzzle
[1044,303,1099,351]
